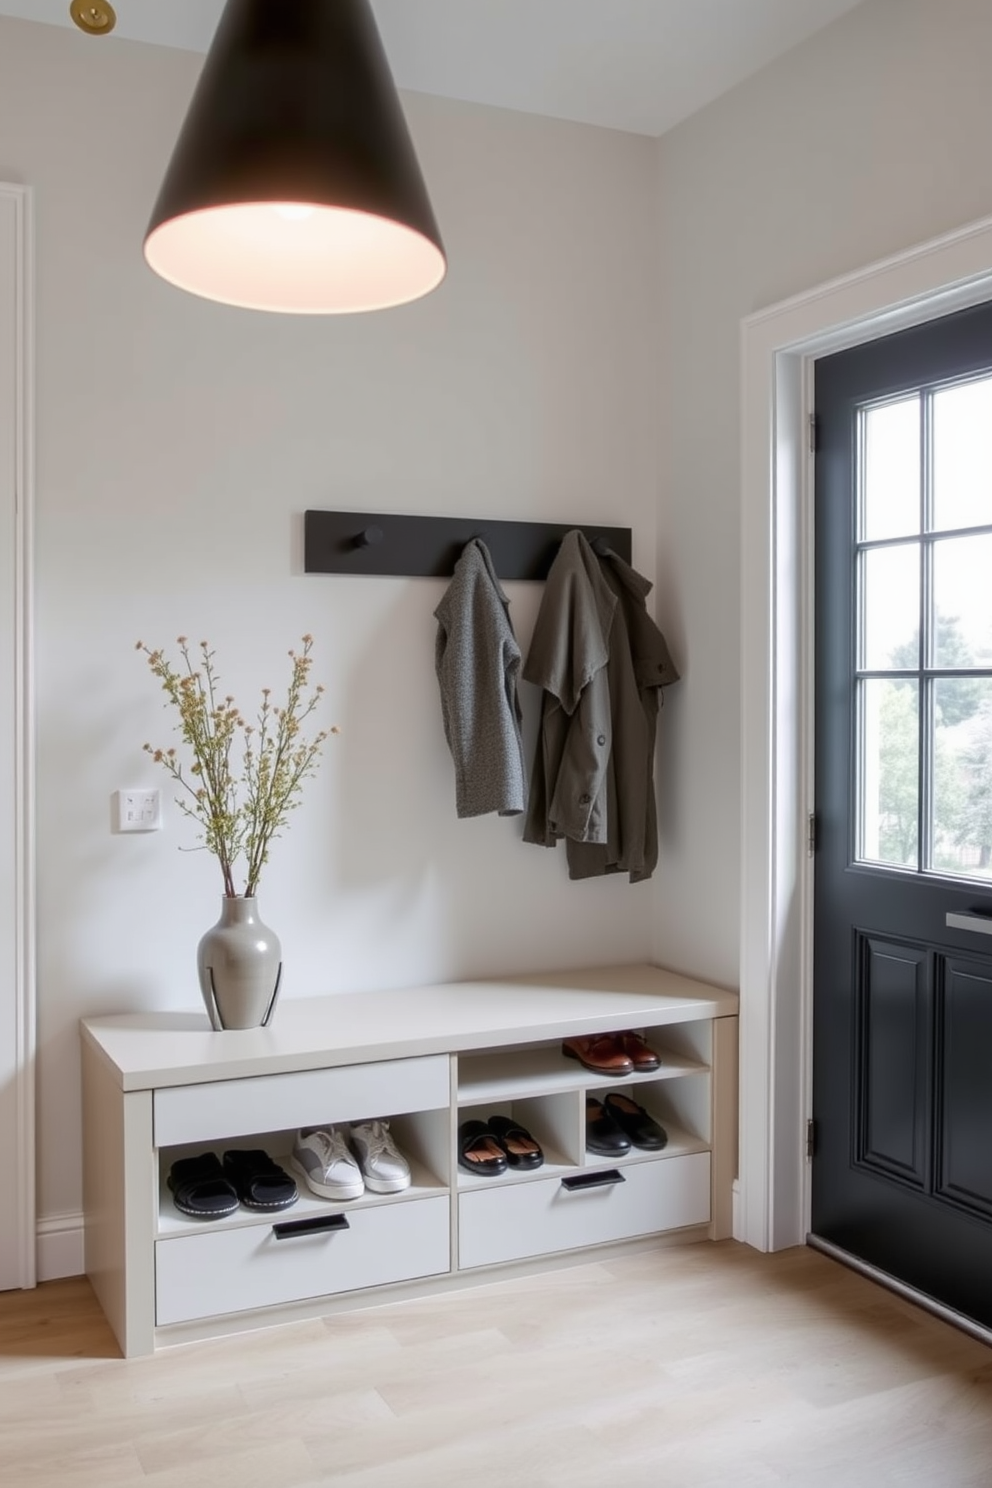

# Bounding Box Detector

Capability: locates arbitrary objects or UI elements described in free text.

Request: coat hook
[590,536,611,557]
[354,526,384,549]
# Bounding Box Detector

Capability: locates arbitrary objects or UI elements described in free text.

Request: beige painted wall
[0,16,662,1232]
[652,0,992,985]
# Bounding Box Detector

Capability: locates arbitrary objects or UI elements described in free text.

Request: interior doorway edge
[0,181,35,1291]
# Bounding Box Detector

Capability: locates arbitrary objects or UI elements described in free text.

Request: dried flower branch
[137,634,337,898]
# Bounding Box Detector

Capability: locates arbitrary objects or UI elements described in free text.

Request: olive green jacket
[522,530,679,882]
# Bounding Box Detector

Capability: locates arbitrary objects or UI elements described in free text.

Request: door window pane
[853,370,992,883]
[862,544,920,670]
[933,376,992,533]
[862,397,921,542]
[932,679,992,878]
[932,533,992,667]
[860,679,919,869]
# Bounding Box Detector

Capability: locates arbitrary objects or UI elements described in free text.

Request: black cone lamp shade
[143,0,446,313]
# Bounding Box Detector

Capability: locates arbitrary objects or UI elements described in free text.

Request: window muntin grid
[855,373,992,880]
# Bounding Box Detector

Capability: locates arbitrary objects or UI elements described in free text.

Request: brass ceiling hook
[69,0,117,35]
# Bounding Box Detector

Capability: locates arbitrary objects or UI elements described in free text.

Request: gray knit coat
[434,538,527,818]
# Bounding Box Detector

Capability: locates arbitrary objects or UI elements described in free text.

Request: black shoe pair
[458,1115,544,1175]
[167,1150,299,1219]
[586,1093,668,1156]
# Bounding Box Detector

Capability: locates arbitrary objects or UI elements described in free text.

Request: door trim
[740,212,992,1252]
[0,182,35,1289]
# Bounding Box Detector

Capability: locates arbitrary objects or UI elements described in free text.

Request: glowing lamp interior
[144,202,447,314]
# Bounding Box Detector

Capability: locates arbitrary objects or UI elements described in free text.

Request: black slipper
[603,1093,669,1151]
[585,1097,632,1157]
[458,1119,508,1176]
[487,1115,544,1170]
[167,1152,239,1219]
[222,1149,299,1211]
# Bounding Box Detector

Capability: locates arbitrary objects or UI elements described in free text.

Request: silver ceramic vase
[197,896,282,1031]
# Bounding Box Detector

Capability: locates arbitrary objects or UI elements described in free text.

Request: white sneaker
[290,1127,364,1200]
[349,1119,411,1193]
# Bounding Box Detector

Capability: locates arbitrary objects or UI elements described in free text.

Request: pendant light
[143,0,446,314]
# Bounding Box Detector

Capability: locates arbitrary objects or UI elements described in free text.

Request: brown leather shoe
[561,1034,634,1077]
[614,1031,661,1072]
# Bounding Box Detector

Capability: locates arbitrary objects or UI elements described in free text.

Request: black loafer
[585,1097,631,1156]
[603,1093,669,1151]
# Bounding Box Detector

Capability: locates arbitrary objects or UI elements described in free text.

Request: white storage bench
[81,963,739,1356]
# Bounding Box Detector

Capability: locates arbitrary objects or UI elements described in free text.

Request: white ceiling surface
[0,0,863,136]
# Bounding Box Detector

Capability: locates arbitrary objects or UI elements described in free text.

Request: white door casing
[0,182,35,1291]
[739,213,992,1253]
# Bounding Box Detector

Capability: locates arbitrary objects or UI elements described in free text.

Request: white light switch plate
[114,789,162,833]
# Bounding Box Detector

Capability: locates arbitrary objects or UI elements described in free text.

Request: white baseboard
[37,1212,84,1282]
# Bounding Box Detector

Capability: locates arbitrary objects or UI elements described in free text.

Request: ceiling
[0,0,864,137]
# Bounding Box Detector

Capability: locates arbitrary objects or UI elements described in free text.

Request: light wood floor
[2,1241,991,1487]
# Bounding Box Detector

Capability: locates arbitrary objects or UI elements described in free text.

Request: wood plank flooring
[1,1241,991,1487]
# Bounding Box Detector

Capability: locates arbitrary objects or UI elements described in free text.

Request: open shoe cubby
[456,1019,713,1175]
[82,964,738,1356]
[156,1109,451,1238]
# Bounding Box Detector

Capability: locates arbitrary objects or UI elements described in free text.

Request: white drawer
[458,1153,710,1270]
[153,1054,450,1146]
[155,1194,450,1325]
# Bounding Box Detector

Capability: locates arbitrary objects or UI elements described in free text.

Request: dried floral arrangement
[137,634,336,897]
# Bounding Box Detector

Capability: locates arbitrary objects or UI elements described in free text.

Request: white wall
[651,0,992,987]
[0,17,663,1235]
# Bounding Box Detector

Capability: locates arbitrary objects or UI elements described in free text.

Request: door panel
[855,935,928,1188]
[935,956,992,1219]
[813,297,992,1329]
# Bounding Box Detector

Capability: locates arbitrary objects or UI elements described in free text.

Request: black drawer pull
[560,1169,626,1192]
[272,1213,351,1240]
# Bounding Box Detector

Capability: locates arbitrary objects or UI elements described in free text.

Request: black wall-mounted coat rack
[304,510,633,581]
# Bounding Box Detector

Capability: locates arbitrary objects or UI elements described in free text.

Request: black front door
[812,298,992,1328]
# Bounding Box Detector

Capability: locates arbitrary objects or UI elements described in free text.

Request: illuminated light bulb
[272,204,318,223]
